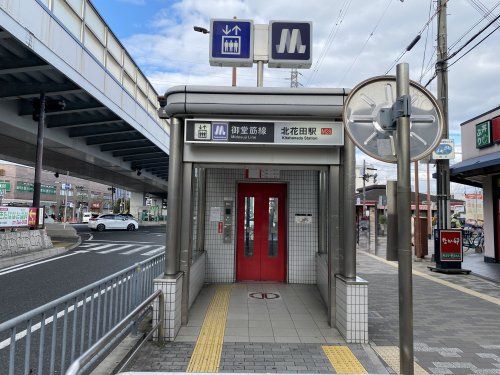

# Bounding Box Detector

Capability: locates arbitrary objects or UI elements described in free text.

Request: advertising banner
[439,229,463,262]
[0,206,37,228]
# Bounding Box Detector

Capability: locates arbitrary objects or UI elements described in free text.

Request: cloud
[113,0,498,195]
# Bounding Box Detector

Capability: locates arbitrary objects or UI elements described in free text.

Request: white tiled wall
[283,170,319,283]
[153,274,183,341]
[335,275,368,343]
[188,251,206,308]
[316,253,329,305]
[203,168,319,284]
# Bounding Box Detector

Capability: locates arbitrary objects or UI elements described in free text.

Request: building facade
[0,162,113,221]
[451,105,500,263]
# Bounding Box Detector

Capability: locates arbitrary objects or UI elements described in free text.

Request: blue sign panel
[269,21,312,68]
[210,19,253,67]
[212,122,228,141]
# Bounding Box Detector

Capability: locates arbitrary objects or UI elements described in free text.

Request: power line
[448,1,500,50]
[448,23,500,68]
[425,20,500,87]
[338,0,393,86]
[384,0,449,75]
[419,0,434,83]
[306,0,353,86]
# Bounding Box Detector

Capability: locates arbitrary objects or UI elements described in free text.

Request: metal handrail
[0,253,161,332]
[65,289,164,375]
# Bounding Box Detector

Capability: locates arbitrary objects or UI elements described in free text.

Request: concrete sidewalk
[359,234,500,283]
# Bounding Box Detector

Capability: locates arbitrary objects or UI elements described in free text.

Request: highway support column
[32,92,45,210]
[153,116,184,341]
[334,136,369,343]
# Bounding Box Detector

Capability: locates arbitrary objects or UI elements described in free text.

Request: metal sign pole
[257,61,264,87]
[396,62,414,375]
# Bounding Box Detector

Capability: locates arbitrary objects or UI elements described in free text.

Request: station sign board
[268,21,312,68]
[185,119,343,146]
[439,229,463,262]
[0,206,38,228]
[210,19,254,67]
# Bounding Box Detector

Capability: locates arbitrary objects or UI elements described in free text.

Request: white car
[88,214,139,232]
[82,212,92,223]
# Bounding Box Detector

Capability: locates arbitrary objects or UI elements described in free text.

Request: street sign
[439,229,463,262]
[210,19,253,67]
[268,21,312,68]
[343,76,444,163]
[432,139,455,160]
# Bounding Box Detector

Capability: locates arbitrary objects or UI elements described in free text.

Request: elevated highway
[0,0,169,193]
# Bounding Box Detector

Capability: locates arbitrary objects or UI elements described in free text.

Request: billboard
[0,207,39,228]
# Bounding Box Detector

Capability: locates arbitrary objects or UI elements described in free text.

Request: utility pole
[427,160,432,238]
[290,68,300,88]
[436,0,450,230]
[362,159,366,218]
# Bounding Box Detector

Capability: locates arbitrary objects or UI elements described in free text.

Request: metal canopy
[162,85,348,119]
[450,151,500,187]
[0,27,169,183]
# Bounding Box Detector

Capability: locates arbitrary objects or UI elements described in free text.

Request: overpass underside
[0,16,169,194]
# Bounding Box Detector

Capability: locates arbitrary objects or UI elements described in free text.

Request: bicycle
[462,227,484,253]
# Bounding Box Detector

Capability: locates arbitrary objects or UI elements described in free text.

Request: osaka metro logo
[212,122,228,141]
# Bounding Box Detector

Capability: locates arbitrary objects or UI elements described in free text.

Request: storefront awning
[450,151,500,187]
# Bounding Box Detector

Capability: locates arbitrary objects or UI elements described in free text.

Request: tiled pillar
[335,275,368,343]
[153,273,183,341]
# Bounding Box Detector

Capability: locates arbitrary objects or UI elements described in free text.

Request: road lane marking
[322,346,367,374]
[87,244,116,251]
[373,346,428,374]
[187,285,232,372]
[98,244,135,254]
[140,246,165,256]
[120,245,153,255]
[0,253,79,276]
[87,240,157,244]
[0,260,159,349]
[363,252,500,306]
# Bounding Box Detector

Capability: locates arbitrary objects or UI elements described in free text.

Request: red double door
[236,183,287,282]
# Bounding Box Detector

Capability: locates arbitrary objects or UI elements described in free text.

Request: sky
[91,0,500,195]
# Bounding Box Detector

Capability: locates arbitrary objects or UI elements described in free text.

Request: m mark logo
[212,122,228,141]
[321,128,332,135]
[276,28,306,54]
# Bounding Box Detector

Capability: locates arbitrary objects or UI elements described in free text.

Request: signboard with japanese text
[0,181,11,192]
[432,139,455,160]
[476,121,491,148]
[439,229,463,262]
[185,119,343,146]
[16,181,56,194]
[0,206,38,228]
[490,117,500,143]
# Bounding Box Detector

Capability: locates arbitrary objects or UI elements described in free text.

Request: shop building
[451,105,500,263]
[0,162,113,220]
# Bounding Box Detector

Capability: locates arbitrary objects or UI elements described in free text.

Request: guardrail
[0,252,164,375]
[65,289,164,375]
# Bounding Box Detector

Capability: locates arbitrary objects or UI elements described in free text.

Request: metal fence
[0,253,164,375]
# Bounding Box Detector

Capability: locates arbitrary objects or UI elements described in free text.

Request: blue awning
[450,151,500,175]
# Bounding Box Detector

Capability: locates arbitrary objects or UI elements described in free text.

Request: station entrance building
[154,86,368,344]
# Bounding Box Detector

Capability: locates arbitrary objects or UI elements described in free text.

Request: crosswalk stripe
[141,246,165,256]
[98,244,135,254]
[88,244,115,251]
[120,245,153,255]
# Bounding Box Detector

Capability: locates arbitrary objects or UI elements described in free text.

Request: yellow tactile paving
[373,346,428,374]
[186,284,232,373]
[363,252,500,306]
[322,345,367,374]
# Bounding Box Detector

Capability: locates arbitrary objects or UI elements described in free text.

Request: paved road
[0,224,166,324]
[0,224,166,374]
